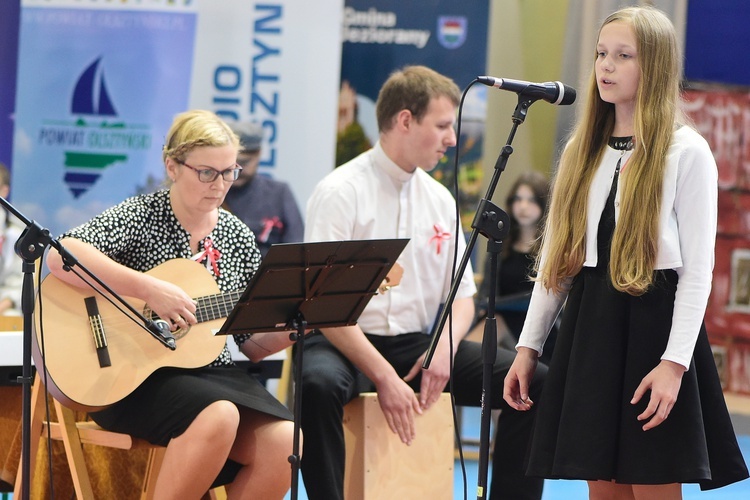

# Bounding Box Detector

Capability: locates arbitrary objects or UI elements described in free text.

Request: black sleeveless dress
[525,141,749,490]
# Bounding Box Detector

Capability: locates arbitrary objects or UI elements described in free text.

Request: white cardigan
[517,126,718,370]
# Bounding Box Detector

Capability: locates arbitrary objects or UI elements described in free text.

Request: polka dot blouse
[63,189,261,366]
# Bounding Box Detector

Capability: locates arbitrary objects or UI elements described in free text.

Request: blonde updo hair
[162,109,240,164]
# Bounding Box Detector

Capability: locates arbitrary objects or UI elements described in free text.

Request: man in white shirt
[299,66,546,500]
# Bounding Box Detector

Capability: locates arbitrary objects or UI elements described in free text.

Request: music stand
[216,238,409,499]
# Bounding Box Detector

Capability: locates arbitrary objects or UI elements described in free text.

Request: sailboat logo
[72,57,118,116]
[64,57,127,198]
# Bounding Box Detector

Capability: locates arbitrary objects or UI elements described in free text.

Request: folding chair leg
[140,447,166,500]
[53,398,96,499]
[13,377,48,498]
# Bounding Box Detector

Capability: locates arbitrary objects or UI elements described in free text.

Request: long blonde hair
[539,6,684,296]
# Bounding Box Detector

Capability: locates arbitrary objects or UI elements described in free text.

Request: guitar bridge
[85,297,111,368]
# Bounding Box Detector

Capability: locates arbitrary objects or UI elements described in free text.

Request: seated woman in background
[476,170,557,364]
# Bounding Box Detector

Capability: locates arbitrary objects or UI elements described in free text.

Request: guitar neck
[194,290,242,323]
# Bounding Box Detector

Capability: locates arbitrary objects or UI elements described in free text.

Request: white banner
[189,0,343,216]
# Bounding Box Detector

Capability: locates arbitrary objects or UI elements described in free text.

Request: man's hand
[320,325,423,445]
[404,347,451,411]
[375,375,422,445]
[405,296,473,411]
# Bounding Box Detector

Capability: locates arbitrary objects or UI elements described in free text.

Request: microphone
[477,76,576,106]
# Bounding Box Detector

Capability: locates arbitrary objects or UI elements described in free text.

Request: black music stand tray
[216,238,408,499]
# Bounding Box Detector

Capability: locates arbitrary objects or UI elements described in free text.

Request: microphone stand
[2,197,176,500]
[422,93,540,500]
[288,312,306,500]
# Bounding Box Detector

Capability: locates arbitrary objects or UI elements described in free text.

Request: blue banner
[341,1,488,104]
[13,5,196,237]
[0,0,20,170]
[339,0,490,226]
[685,0,750,86]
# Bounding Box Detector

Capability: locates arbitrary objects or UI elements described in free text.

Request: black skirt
[527,266,749,490]
[91,365,293,446]
[89,364,293,486]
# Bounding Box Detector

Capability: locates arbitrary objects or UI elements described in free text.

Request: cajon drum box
[343,392,454,499]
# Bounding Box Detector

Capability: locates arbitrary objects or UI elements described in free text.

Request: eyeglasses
[179,161,243,183]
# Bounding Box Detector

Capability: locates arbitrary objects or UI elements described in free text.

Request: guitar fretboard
[194,290,242,323]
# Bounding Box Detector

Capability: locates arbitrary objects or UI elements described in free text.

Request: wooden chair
[14,376,225,499]
[275,346,294,408]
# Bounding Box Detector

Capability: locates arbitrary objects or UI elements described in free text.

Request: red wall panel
[684,88,750,393]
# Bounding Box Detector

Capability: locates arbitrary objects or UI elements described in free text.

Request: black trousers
[297,331,547,500]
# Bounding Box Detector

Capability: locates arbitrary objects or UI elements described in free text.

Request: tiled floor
[285,440,750,499]
[285,406,750,499]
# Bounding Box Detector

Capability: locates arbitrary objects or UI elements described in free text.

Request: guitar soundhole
[143,307,191,341]
[173,326,190,340]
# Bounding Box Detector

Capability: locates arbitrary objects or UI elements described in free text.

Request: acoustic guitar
[33,258,234,411]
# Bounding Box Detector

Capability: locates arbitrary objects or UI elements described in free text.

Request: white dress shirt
[305,142,477,336]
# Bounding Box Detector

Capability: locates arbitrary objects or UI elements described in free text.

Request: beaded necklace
[608,135,634,151]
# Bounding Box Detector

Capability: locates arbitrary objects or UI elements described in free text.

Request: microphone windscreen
[560,84,577,105]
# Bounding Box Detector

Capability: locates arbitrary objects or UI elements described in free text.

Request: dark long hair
[503,170,550,259]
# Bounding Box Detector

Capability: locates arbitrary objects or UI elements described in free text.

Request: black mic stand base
[476,238,505,499]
